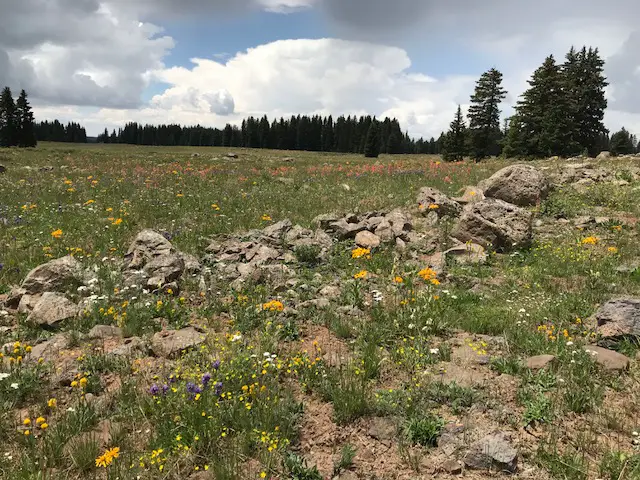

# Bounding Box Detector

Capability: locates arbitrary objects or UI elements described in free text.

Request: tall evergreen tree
[15,90,37,147]
[467,68,507,160]
[609,127,634,156]
[0,87,18,147]
[363,119,381,158]
[505,55,575,157]
[442,105,468,161]
[562,46,608,156]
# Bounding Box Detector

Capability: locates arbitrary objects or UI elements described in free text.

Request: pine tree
[506,55,575,158]
[562,46,608,156]
[467,68,507,160]
[0,87,18,147]
[363,119,381,158]
[609,127,634,156]
[442,105,467,161]
[16,90,37,147]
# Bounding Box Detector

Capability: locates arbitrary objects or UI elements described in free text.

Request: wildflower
[351,247,371,259]
[428,203,439,210]
[149,384,160,396]
[36,417,45,425]
[24,430,30,436]
[581,236,599,245]
[429,348,440,355]
[112,218,123,226]
[260,473,267,479]
[261,214,272,221]
[0,373,10,381]
[418,267,437,282]
[393,276,403,284]
[262,300,284,312]
[79,377,88,388]
[40,423,48,430]
[211,204,220,211]
[96,447,120,468]
[10,383,18,389]
[212,359,221,370]
[608,246,618,254]
[353,270,368,280]
[23,418,31,426]
[51,229,63,239]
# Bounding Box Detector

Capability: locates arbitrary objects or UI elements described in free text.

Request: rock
[21,256,84,294]
[124,229,174,270]
[451,198,533,252]
[0,165,5,174]
[395,237,406,251]
[584,345,630,371]
[421,252,446,276]
[368,417,397,442]
[616,262,640,274]
[27,292,79,326]
[300,298,331,309]
[226,152,238,159]
[319,285,341,300]
[110,337,147,357]
[5,287,26,308]
[334,471,358,480]
[526,354,556,370]
[417,187,462,218]
[441,459,463,474]
[355,231,381,249]
[88,325,122,340]
[594,297,640,341]
[282,157,295,163]
[151,327,206,358]
[179,252,202,275]
[386,209,413,238]
[444,243,488,265]
[463,432,518,473]
[596,151,611,161]
[26,334,70,363]
[18,294,41,313]
[328,218,367,240]
[143,253,185,287]
[481,164,549,206]
[261,219,292,240]
[453,186,485,205]
[374,220,395,243]
[312,213,342,230]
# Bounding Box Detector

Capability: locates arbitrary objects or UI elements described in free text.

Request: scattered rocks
[584,345,630,371]
[417,187,462,217]
[27,292,79,326]
[526,354,556,370]
[481,164,549,206]
[21,256,84,294]
[463,432,518,473]
[151,327,206,358]
[594,297,640,341]
[355,231,381,249]
[452,198,533,252]
[444,243,487,265]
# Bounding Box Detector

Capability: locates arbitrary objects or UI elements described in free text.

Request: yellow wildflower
[51,229,63,239]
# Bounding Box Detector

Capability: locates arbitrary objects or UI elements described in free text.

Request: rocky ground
[1,146,640,479]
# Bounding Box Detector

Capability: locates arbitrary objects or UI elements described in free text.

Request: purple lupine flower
[186,382,197,394]
[149,384,160,396]
[202,373,212,387]
[214,382,223,396]
[162,384,169,395]
[212,360,221,370]
[168,375,177,384]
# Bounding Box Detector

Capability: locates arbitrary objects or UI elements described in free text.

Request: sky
[1,0,640,139]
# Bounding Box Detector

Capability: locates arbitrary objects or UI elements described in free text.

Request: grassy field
[1,143,640,479]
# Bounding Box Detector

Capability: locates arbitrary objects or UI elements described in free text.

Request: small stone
[88,325,122,340]
[355,231,381,249]
[368,417,397,442]
[226,152,238,158]
[526,354,556,370]
[444,243,487,265]
[441,459,463,474]
[463,432,518,473]
[583,345,630,371]
[151,327,206,358]
[110,337,146,357]
[319,285,341,299]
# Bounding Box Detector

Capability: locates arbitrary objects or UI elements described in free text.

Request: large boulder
[481,164,549,206]
[27,292,79,327]
[451,198,533,252]
[416,187,462,218]
[151,327,206,358]
[21,256,84,294]
[124,229,174,270]
[584,346,630,371]
[594,298,640,341]
[143,253,185,289]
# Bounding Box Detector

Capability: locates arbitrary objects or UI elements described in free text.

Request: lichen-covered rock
[452,198,533,252]
[463,432,518,472]
[27,292,79,327]
[124,229,174,270]
[481,164,549,206]
[21,256,84,294]
[417,187,462,218]
[594,297,640,341]
[151,327,206,358]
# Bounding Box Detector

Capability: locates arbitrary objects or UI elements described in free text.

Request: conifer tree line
[441,45,637,161]
[35,120,87,143]
[95,115,445,155]
[0,87,37,148]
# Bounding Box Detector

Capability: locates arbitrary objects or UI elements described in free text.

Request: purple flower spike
[149,384,160,396]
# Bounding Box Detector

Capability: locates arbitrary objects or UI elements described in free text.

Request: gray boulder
[21,256,84,294]
[27,292,79,327]
[452,198,533,252]
[481,164,549,206]
[594,297,640,341]
[444,243,488,265]
[124,229,174,270]
[463,432,518,472]
[355,231,381,249]
[143,253,185,288]
[151,327,206,358]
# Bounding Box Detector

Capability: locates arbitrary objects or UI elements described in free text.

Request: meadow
[1,143,640,480]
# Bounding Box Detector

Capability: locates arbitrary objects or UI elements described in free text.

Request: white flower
[0,373,10,381]
[429,348,440,355]
[263,352,271,357]
[632,431,639,437]
[10,383,19,389]
[231,334,242,342]
[102,256,109,262]
[408,323,415,330]
[566,341,574,346]
[77,286,88,293]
